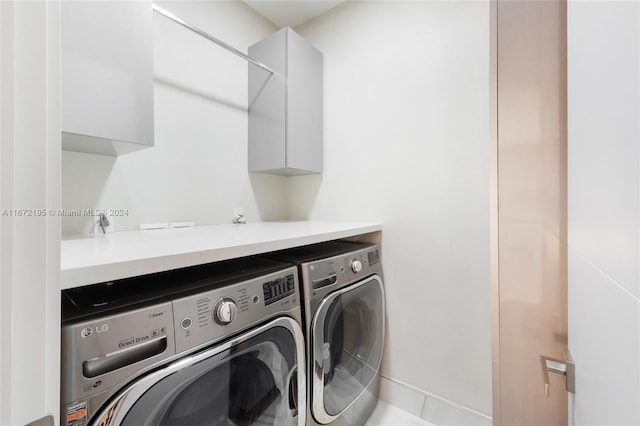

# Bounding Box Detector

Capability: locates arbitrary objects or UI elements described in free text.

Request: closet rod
[152,4,275,74]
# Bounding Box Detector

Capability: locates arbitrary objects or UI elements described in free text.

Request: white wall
[60,0,493,416]
[568,2,640,424]
[61,1,285,235]
[292,1,492,416]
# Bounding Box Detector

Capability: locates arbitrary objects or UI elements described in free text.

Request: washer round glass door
[311,275,385,424]
[90,317,305,426]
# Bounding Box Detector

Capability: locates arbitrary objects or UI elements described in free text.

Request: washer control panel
[171,266,299,354]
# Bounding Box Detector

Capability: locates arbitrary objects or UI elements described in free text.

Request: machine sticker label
[66,401,87,426]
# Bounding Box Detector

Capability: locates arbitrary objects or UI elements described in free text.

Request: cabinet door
[248,29,287,173]
[286,28,323,175]
[61,1,154,156]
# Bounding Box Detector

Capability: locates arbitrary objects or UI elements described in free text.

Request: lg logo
[80,324,109,338]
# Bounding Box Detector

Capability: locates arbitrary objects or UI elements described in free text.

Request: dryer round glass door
[311,275,385,423]
[89,317,306,426]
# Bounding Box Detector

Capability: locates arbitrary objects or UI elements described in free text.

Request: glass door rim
[310,274,385,424]
[90,316,306,426]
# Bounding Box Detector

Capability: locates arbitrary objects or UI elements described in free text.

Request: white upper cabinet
[248,28,323,175]
[61,1,154,156]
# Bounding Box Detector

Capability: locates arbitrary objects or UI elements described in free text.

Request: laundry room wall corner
[292,0,492,418]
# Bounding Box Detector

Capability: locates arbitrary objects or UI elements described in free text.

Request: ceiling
[243,1,347,28]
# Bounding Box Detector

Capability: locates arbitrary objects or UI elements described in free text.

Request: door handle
[540,347,575,397]
[287,366,299,416]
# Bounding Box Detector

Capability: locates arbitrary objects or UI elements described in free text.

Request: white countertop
[61,221,382,289]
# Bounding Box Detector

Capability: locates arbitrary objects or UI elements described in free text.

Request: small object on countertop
[169,221,195,229]
[98,212,110,234]
[138,223,169,231]
[233,214,248,224]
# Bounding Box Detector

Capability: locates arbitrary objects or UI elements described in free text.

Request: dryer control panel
[298,244,383,312]
[304,246,381,289]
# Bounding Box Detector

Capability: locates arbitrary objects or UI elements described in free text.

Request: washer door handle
[312,274,337,289]
[287,367,299,416]
[322,342,332,377]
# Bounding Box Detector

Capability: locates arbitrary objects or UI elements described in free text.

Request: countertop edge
[60,222,382,289]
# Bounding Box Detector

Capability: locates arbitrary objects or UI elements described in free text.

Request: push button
[180,317,192,329]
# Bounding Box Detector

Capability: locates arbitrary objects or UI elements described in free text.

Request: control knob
[351,259,363,273]
[213,298,238,325]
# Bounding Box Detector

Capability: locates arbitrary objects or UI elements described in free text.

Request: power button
[180,317,192,330]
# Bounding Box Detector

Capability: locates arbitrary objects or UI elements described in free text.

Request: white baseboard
[378,375,493,426]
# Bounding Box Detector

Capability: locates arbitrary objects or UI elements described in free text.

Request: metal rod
[152,4,275,74]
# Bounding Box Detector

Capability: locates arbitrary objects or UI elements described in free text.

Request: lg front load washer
[61,257,306,426]
[266,241,385,426]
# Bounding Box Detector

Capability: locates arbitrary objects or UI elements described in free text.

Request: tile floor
[364,400,436,426]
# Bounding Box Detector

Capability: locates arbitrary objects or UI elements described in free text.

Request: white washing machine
[61,257,306,426]
[267,241,385,426]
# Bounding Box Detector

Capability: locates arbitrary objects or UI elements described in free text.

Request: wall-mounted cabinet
[248,28,323,176]
[61,1,154,156]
